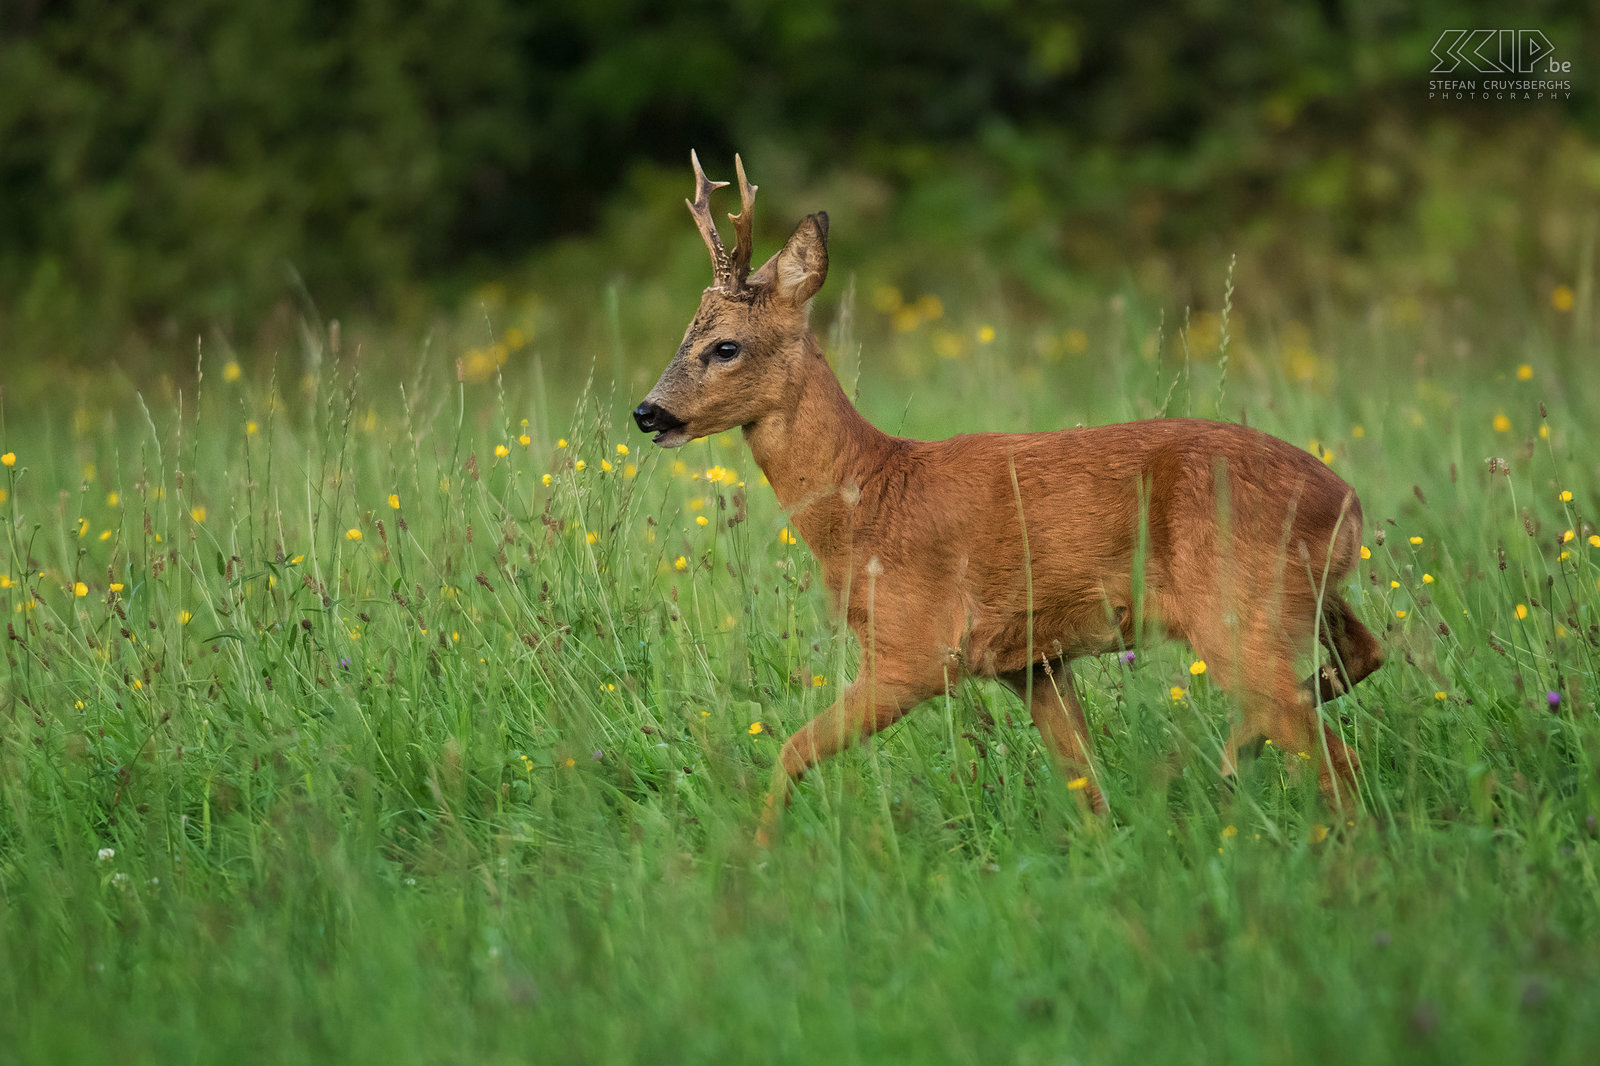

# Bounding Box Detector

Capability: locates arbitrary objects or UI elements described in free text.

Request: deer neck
[742,339,892,542]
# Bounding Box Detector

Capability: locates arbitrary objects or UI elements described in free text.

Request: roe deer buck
[634,152,1384,838]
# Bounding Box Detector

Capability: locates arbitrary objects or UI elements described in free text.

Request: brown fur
[639,173,1383,840]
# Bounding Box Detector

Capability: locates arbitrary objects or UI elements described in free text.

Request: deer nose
[632,401,684,435]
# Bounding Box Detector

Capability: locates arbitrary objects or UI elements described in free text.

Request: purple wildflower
[1547,690,1561,709]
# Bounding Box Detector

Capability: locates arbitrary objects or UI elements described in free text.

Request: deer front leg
[757,676,924,846]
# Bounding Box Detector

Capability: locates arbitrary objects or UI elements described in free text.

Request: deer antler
[727,154,758,288]
[687,149,731,287]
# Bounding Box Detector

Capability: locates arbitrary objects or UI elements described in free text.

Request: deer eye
[710,341,741,361]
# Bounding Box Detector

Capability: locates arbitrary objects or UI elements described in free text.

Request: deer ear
[752,212,828,306]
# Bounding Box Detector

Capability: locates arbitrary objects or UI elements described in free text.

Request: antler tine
[686,149,731,286]
[727,153,759,288]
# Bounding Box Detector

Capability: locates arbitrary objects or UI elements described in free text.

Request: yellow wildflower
[73,581,88,598]
[977,325,996,344]
[1360,546,1371,559]
[541,474,552,487]
[107,492,120,507]
[1492,414,1510,433]
[1514,604,1528,619]
[616,443,629,456]
[673,556,688,571]
[1066,777,1088,790]
[778,527,798,545]
[1422,573,1434,584]
[1409,536,1422,546]
[223,362,242,382]
[179,610,192,625]
[1,452,14,467]
[601,459,613,473]
[586,531,598,544]
[1559,490,1573,502]
[494,444,510,458]
[812,675,826,687]
[346,528,362,541]
[1222,825,1238,838]
[191,506,206,523]
[388,493,400,509]
[1395,610,1407,619]
[1517,364,1533,381]
[1189,660,1207,676]
[1434,691,1447,700]
[696,515,708,527]
[1551,285,1574,312]
[574,460,586,472]
[518,434,531,446]
[748,721,763,736]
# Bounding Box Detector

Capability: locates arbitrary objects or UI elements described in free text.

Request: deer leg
[1001,659,1106,812]
[757,675,924,845]
[1305,596,1384,703]
[1213,637,1361,812]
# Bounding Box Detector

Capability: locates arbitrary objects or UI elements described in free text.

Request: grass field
[2,272,1598,1064]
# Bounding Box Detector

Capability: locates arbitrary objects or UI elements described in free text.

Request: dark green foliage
[1,0,1592,362]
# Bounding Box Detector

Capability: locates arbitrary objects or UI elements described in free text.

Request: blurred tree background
[0,0,1594,371]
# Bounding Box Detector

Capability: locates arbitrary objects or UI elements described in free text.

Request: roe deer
[634,152,1384,838]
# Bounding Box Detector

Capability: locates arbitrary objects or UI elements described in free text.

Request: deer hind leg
[1196,624,1360,811]
[1306,596,1385,703]
[1000,659,1106,813]
[1183,612,1360,809]
[757,674,927,845]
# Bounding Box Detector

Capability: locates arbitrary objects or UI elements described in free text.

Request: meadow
[1,267,1598,1065]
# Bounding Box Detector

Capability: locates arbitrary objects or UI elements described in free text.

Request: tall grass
[1,282,1597,1064]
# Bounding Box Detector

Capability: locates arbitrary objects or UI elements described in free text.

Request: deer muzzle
[632,401,689,446]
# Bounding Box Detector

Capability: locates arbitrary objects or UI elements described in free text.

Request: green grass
[2,281,1599,1065]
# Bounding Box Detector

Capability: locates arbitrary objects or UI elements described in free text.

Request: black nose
[633,401,684,435]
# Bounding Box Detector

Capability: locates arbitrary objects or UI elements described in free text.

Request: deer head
[634,151,829,447]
